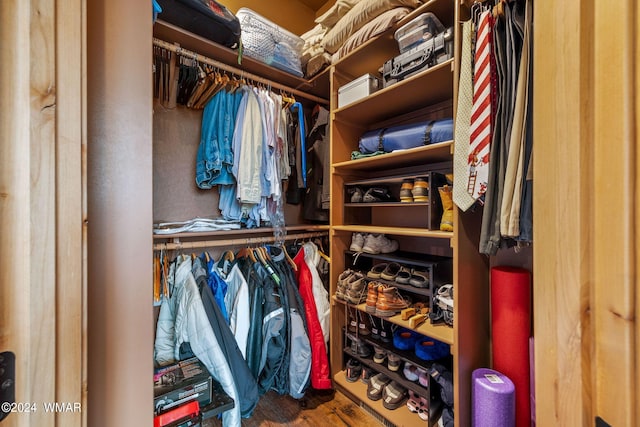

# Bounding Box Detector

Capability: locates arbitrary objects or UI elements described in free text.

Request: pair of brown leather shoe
[366,282,411,317]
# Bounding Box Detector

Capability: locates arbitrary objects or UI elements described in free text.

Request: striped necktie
[467,11,493,200]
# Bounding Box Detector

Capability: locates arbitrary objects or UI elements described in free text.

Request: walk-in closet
[1,1,638,427]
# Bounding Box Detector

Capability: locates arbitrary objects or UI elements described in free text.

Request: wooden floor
[203,388,382,427]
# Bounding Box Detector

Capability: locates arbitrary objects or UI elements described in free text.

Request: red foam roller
[491,266,531,427]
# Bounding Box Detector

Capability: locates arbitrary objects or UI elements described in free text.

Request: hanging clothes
[474,0,533,254]
[237,256,265,379]
[500,0,532,239]
[467,10,495,202]
[293,247,332,389]
[192,256,259,419]
[196,89,242,188]
[215,252,251,359]
[304,106,330,221]
[154,255,241,427]
[302,242,330,345]
[233,87,264,208]
[268,246,312,398]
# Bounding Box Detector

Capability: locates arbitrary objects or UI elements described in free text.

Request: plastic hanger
[186,65,208,108]
[278,244,298,271]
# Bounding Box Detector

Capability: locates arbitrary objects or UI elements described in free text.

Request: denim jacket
[196,90,243,188]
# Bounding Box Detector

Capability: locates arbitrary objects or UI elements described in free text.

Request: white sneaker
[350,232,365,252]
[362,234,399,254]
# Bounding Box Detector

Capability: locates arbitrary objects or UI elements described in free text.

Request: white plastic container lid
[394,12,445,43]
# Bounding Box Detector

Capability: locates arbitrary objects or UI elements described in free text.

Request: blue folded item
[415,337,450,361]
[393,327,421,351]
[358,118,454,154]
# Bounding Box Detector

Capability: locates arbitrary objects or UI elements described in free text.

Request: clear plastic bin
[394,12,445,54]
[236,8,304,77]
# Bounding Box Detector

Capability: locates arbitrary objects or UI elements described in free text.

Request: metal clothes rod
[153,37,329,105]
[153,231,328,251]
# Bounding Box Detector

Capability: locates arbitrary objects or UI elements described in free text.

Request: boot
[438,185,454,232]
[344,272,367,304]
[347,306,358,333]
[366,282,381,314]
[400,179,414,203]
[336,269,354,301]
[376,286,411,317]
[379,319,393,343]
[369,314,381,340]
[358,310,372,335]
[412,177,429,202]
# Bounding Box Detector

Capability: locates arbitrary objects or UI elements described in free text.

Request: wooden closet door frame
[534,0,638,425]
[0,1,87,426]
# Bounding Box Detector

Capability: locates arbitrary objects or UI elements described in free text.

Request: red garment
[293,249,332,389]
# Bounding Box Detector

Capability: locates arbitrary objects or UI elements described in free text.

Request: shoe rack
[328,0,490,426]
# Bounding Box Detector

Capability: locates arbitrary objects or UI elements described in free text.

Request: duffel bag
[358,118,453,154]
[157,0,241,49]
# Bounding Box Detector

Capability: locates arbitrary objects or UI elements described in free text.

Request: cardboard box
[154,357,212,414]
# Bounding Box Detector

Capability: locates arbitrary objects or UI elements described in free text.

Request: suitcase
[156,0,241,49]
[358,119,454,154]
[383,27,454,88]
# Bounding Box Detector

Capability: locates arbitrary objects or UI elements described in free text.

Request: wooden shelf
[344,202,430,208]
[345,174,437,187]
[153,20,329,99]
[345,250,452,270]
[333,225,452,240]
[343,347,434,399]
[344,251,452,289]
[333,0,456,78]
[334,59,454,125]
[334,371,440,427]
[333,141,453,172]
[354,331,454,375]
[354,303,454,345]
[153,224,329,240]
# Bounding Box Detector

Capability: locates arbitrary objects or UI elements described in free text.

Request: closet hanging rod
[153,231,328,251]
[153,37,329,105]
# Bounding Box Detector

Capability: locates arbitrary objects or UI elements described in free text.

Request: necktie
[468,11,493,201]
[452,20,477,211]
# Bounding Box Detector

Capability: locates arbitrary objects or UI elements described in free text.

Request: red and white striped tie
[467,11,493,200]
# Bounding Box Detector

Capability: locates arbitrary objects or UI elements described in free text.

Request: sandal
[395,267,412,284]
[409,270,430,288]
[380,262,402,281]
[367,263,388,279]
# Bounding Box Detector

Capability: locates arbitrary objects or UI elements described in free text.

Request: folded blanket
[315,0,362,29]
[322,0,421,54]
[333,7,411,62]
[301,24,327,50]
